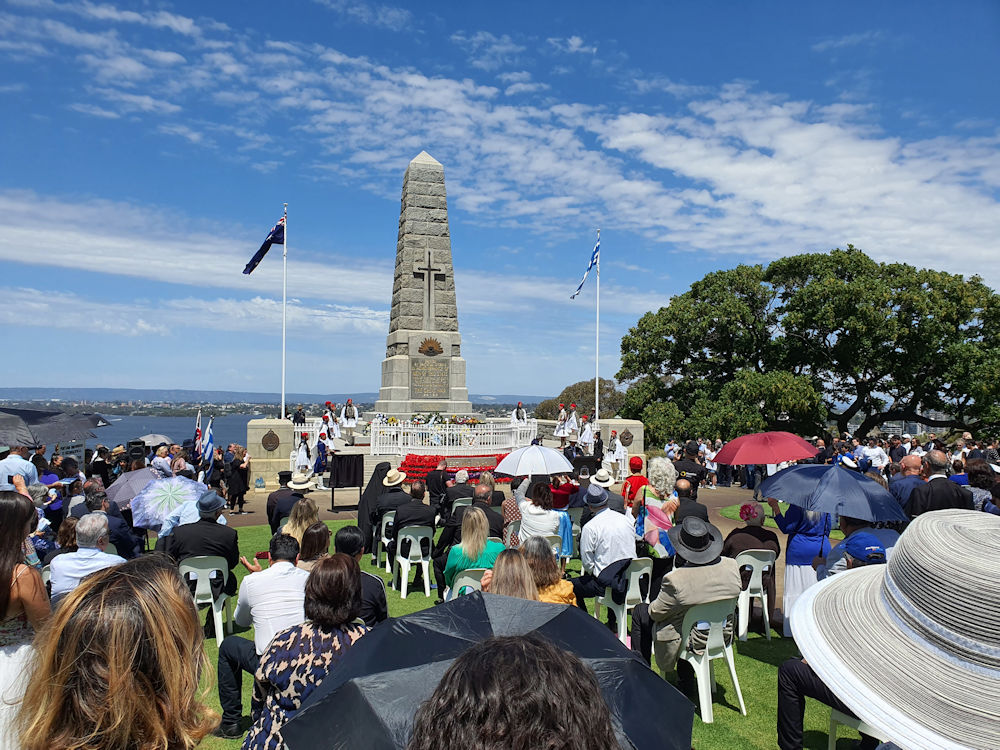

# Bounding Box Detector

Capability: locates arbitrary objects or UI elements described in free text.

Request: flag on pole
[569,233,600,299]
[242,216,285,275]
[201,417,215,481]
[193,409,202,462]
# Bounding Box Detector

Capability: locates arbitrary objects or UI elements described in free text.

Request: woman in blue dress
[765,497,831,636]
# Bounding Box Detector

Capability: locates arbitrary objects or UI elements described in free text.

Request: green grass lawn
[195,520,863,750]
[719,502,845,541]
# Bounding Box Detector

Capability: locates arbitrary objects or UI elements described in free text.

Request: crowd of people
[0,421,996,750]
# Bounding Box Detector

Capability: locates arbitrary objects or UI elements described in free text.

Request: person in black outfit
[431,484,504,599]
[906,449,974,518]
[425,459,450,516]
[334,525,388,627]
[268,474,312,534]
[75,490,140,559]
[265,471,294,531]
[370,468,412,543]
[887,435,907,464]
[165,490,240,596]
[593,433,604,463]
[357,461,390,553]
[443,469,474,520]
[671,479,709,525]
[386,480,436,589]
[673,441,707,500]
[291,406,306,425]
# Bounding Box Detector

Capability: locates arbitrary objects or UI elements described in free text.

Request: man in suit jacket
[425,459,450,514]
[907,450,974,518]
[431,484,504,597]
[672,479,710,525]
[629,517,741,694]
[76,490,140,559]
[166,490,240,595]
[443,469,474,520]
[386,480,436,589]
[268,473,312,533]
[370,468,411,532]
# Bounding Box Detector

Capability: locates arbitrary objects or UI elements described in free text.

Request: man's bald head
[675,478,692,498]
[900,454,922,475]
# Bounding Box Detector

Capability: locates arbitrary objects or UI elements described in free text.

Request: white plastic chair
[568,506,584,557]
[178,556,233,649]
[40,565,50,587]
[376,511,396,573]
[503,519,521,548]
[448,567,488,599]
[543,534,563,558]
[451,497,473,512]
[676,597,746,723]
[828,708,889,750]
[392,525,433,599]
[734,549,777,641]
[104,542,118,556]
[486,536,502,546]
[593,557,653,643]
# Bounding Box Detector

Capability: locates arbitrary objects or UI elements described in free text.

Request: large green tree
[535,378,624,420]
[618,246,1000,442]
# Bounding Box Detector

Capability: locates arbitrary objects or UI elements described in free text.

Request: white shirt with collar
[233,560,310,654]
[580,506,637,577]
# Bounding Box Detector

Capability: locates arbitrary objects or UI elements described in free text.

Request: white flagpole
[281,202,288,420]
[595,228,600,425]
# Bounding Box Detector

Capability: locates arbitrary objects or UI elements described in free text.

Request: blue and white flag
[201,417,215,481]
[243,216,285,275]
[570,233,600,299]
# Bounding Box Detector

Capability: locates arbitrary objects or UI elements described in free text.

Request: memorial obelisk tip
[410,150,442,166]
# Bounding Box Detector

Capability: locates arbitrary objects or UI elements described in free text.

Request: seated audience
[722,502,780,630]
[165,490,239,598]
[268,473,312,534]
[517,484,561,541]
[443,507,504,596]
[572,484,637,625]
[433,484,504,596]
[297,522,331,572]
[244,554,368,750]
[500,477,524,547]
[0,491,50,739]
[74,489,140,559]
[369,469,410,535]
[629,517,741,694]
[41,516,78,565]
[48,514,126,605]
[385,480,436,590]
[17,555,216,750]
[407,635,618,750]
[444,469,474,519]
[477,470,505,507]
[218,534,309,739]
[157,495,229,540]
[671,478,709,524]
[522,535,576,605]
[481,549,538,600]
[333,526,388,627]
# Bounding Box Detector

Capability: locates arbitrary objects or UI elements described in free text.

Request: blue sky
[2,0,998,397]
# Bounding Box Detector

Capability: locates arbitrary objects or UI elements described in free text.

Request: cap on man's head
[684,440,700,456]
[570,403,576,409]
[559,403,565,409]
[902,433,912,440]
[197,490,226,515]
[842,532,887,565]
[584,483,609,506]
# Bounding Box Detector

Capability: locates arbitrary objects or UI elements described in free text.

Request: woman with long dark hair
[0,490,51,748]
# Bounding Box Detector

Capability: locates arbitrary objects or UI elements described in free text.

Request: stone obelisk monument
[373,152,473,416]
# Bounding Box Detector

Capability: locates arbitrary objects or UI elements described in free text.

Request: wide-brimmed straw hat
[792,510,1000,750]
[590,468,615,488]
[288,472,314,491]
[383,468,406,487]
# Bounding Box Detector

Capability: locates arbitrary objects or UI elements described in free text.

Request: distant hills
[0,387,548,406]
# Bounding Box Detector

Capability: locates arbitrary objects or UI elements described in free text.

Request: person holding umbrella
[765,496,831,637]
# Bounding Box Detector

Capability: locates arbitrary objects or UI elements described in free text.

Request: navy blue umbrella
[758,464,907,522]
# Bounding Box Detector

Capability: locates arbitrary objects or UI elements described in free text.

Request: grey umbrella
[0,408,110,447]
[105,467,158,508]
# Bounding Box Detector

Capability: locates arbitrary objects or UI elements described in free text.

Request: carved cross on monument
[414,248,445,330]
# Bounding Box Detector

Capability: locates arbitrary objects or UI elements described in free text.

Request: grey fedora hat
[666,517,723,564]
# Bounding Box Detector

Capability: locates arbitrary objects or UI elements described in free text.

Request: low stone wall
[535,418,645,454]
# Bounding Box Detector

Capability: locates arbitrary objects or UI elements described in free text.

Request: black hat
[684,440,700,456]
[667,517,723,564]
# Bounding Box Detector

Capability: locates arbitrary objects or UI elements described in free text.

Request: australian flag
[243,216,285,275]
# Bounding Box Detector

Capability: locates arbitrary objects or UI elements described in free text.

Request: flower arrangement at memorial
[398,453,511,483]
[400,414,483,426]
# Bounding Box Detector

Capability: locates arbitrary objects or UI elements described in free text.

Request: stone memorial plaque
[411,358,450,399]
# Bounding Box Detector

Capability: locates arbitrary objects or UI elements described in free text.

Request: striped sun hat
[791,510,1000,750]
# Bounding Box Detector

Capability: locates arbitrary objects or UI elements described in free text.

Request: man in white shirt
[572,484,637,629]
[216,533,309,738]
[49,513,126,605]
[861,437,889,472]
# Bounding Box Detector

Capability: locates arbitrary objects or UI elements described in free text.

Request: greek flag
[570,234,600,299]
[200,417,215,482]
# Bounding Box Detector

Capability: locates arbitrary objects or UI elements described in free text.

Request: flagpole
[281,202,288,420]
[595,228,600,426]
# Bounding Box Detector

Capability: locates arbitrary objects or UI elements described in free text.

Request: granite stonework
[373,152,473,416]
[245,417,295,486]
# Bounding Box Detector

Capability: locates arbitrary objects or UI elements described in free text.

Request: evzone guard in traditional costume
[322,402,342,439]
[607,430,628,482]
[340,399,359,441]
[579,414,594,455]
[510,401,528,425]
[295,431,311,474]
[566,403,579,443]
[313,434,328,476]
[554,403,569,448]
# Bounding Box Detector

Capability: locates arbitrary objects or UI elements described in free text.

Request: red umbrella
[714,431,817,465]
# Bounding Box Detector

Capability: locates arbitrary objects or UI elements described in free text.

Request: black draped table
[328,453,364,509]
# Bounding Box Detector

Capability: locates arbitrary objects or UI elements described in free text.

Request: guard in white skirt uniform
[510,401,528,425]
[566,404,579,443]
[340,399,359,440]
[554,403,569,448]
[322,402,342,439]
[607,430,628,482]
[579,415,594,455]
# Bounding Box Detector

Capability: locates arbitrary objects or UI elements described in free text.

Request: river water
[80,414,256,452]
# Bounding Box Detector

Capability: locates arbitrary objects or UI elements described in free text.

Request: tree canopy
[617,246,1000,445]
[534,378,624,421]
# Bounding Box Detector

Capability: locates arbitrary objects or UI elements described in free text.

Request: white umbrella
[494,445,573,477]
[137,433,174,446]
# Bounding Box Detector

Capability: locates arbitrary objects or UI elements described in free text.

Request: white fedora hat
[287,472,314,491]
[590,468,615,488]
[791,510,1000,750]
[382,468,406,487]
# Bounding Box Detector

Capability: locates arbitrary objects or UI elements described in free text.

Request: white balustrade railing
[370,420,537,456]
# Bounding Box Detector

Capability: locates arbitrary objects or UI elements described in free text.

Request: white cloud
[504,81,549,96]
[451,30,525,70]
[79,53,151,81]
[141,49,186,66]
[547,35,597,54]
[68,102,120,118]
[812,30,884,53]
[158,123,205,144]
[311,0,412,31]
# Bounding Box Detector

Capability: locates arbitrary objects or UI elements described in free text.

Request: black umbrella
[0,407,110,447]
[281,592,694,750]
[759,463,907,522]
